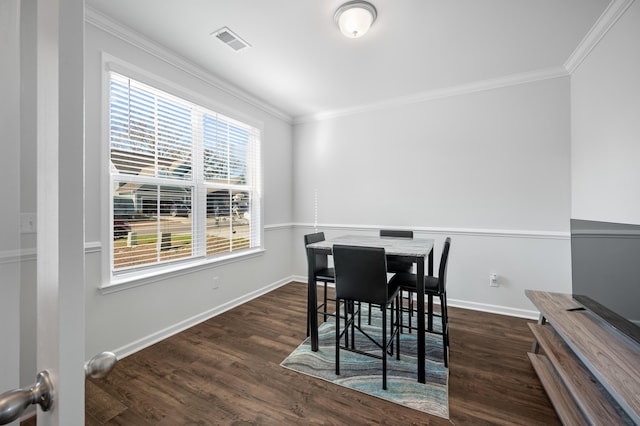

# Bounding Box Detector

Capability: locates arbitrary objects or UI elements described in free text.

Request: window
[109,72,261,275]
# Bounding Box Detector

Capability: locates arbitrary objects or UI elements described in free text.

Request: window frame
[101,57,264,291]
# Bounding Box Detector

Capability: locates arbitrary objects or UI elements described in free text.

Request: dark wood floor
[83,282,559,425]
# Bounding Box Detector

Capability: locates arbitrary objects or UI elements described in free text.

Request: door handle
[0,371,53,424]
[0,351,117,424]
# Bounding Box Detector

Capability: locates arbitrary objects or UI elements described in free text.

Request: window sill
[100,248,265,294]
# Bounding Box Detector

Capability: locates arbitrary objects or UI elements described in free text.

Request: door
[0,0,22,414]
[0,0,85,424]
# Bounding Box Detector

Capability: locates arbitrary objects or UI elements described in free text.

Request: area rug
[281,304,449,419]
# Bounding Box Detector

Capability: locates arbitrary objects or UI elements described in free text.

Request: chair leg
[308,280,327,335]
[442,292,449,348]
[427,294,434,332]
[336,298,341,375]
[344,301,350,350]
[399,291,415,334]
[395,295,401,360]
[440,293,449,367]
[401,291,413,334]
[409,291,414,312]
[306,280,312,336]
[399,294,404,334]
[408,291,414,333]
[350,301,355,349]
[323,282,328,322]
[382,305,387,390]
[387,301,394,356]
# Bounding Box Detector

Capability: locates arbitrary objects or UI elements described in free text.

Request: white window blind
[109,72,261,274]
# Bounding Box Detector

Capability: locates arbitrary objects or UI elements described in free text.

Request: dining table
[306,234,434,384]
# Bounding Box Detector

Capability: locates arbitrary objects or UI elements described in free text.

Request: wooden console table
[526,290,640,425]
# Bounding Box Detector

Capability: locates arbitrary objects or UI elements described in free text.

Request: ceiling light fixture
[334,1,377,39]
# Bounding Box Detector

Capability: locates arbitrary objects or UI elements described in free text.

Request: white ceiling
[86,0,611,120]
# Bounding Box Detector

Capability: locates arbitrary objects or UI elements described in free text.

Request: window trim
[100,55,264,289]
[101,247,265,294]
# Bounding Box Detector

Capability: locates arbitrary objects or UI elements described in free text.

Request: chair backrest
[380,230,414,273]
[380,229,413,239]
[438,237,452,293]
[304,232,329,272]
[333,245,389,305]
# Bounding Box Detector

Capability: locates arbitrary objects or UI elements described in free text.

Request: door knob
[0,371,53,424]
[0,352,117,424]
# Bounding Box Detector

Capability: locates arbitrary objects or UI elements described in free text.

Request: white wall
[293,77,573,317]
[571,0,640,225]
[10,0,635,393]
[19,1,638,375]
[569,2,640,323]
[83,21,294,359]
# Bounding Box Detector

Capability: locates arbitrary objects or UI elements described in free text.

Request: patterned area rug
[281,304,449,419]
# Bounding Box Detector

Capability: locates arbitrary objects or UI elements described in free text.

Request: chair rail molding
[294,223,569,240]
[0,248,37,264]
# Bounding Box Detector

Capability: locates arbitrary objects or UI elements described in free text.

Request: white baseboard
[293,275,540,320]
[111,275,296,360]
[447,298,539,320]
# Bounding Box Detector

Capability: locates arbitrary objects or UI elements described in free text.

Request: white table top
[306,234,433,257]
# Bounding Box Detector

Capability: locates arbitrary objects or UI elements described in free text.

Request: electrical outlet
[20,213,37,233]
[212,276,220,290]
[489,273,499,287]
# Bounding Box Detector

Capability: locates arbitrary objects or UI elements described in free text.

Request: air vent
[212,27,251,52]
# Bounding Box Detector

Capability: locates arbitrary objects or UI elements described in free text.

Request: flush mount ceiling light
[334,1,377,39]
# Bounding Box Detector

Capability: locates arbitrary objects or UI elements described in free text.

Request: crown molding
[84,6,293,124]
[85,1,635,127]
[293,66,569,124]
[289,0,636,124]
[564,0,635,73]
